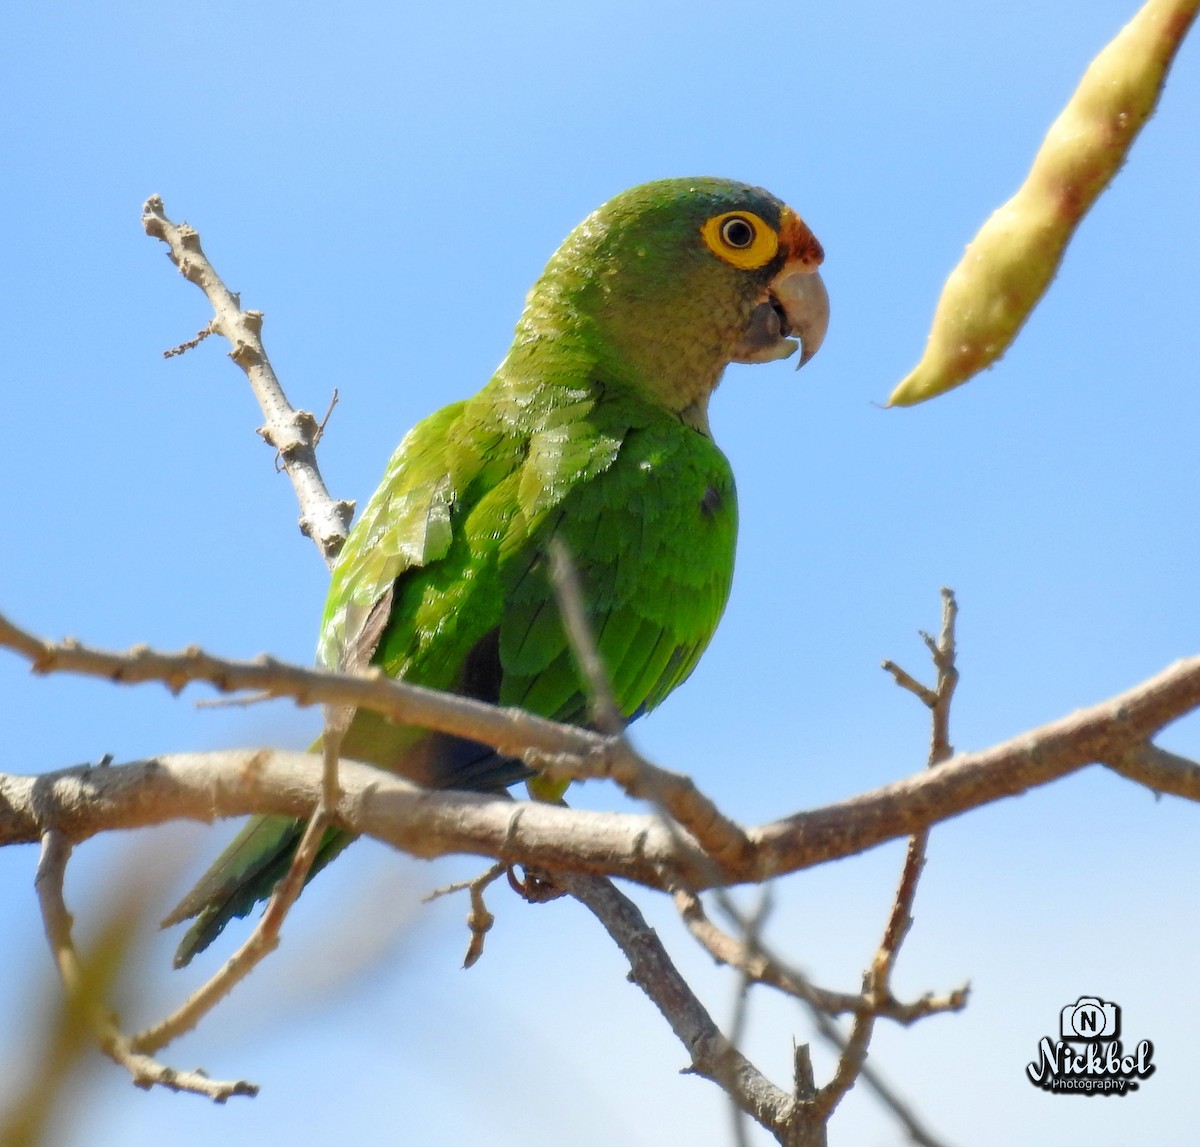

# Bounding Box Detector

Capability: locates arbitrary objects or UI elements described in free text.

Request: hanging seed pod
[888,0,1198,408]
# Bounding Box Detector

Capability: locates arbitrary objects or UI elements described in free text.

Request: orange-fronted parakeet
[165,177,828,965]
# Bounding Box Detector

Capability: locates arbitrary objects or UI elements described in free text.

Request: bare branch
[676,889,959,1145]
[131,730,344,1055]
[163,321,214,358]
[0,610,755,875]
[674,891,966,1025]
[752,649,1200,878]
[424,862,506,968]
[725,888,775,1147]
[560,873,807,1143]
[14,610,1198,871]
[5,631,1200,884]
[875,589,958,985]
[793,589,964,1143]
[141,195,353,563]
[1103,741,1200,798]
[34,831,257,1102]
[880,661,937,709]
[810,980,876,1126]
[312,387,340,447]
[0,608,609,766]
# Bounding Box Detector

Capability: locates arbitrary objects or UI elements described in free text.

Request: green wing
[166,378,736,964]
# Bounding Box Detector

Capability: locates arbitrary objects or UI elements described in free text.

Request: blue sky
[2,2,1198,1143]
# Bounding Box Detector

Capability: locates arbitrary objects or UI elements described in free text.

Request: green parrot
[164,177,828,966]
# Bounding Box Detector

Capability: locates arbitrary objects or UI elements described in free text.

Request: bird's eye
[720,216,755,248]
[701,210,779,270]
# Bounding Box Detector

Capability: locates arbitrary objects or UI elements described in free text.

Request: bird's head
[513,177,828,428]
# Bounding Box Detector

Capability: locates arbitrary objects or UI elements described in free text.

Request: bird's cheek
[729,300,797,365]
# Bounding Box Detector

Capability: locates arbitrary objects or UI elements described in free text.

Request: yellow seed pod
[701,211,779,270]
[888,0,1198,407]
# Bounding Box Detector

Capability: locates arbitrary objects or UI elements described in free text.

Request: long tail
[162,816,352,968]
[164,667,533,968]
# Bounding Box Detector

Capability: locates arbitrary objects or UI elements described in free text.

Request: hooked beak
[730,209,828,369]
[771,264,829,368]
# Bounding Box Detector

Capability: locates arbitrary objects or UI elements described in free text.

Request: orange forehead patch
[778,207,824,269]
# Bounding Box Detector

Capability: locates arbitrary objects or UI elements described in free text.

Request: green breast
[498,402,738,723]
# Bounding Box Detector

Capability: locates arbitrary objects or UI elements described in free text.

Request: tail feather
[166,625,527,966]
[164,815,351,968]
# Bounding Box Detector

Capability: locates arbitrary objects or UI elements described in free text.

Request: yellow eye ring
[701,210,778,270]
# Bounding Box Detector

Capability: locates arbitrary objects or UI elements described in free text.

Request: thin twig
[34,831,257,1101]
[312,387,340,447]
[131,716,347,1056]
[880,661,938,708]
[698,891,953,1146]
[675,891,966,1024]
[141,196,353,564]
[541,550,753,871]
[804,588,963,1139]
[548,538,625,735]
[163,322,214,358]
[131,810,322,1054]
[424,862,506,968]
[193,690,275,710]
[726,888,774,1147]
[679,592,966,1143]
[810,979,876,1124]
[875,589,958,985]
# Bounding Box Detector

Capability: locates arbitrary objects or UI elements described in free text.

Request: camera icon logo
[1060,996,1120,1041]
